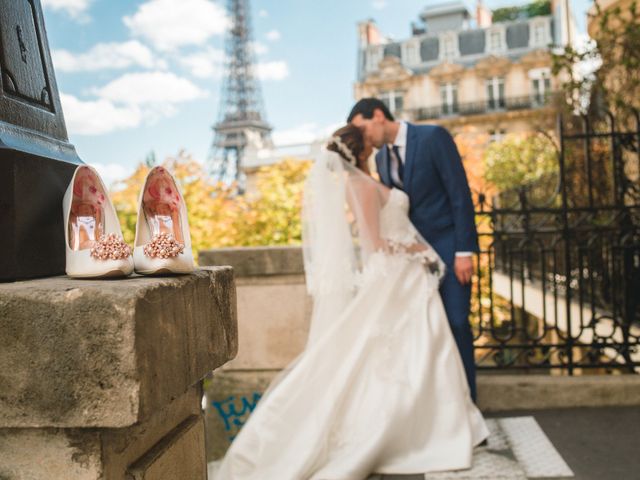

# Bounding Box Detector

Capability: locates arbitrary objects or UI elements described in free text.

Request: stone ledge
[478,374,640,411]
[0,267,237,428]
[199,246,303,277]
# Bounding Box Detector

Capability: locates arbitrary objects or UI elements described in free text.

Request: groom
[348,98,479,401]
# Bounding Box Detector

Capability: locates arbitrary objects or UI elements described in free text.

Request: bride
[213,125,489,479]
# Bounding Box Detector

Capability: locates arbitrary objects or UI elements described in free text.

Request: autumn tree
[483,133,558,194]
[110,152,312,259]
[552,0,640,121]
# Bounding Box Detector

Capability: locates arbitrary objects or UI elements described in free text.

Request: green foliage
[483,133,557,192]
[492,6,520,22]
[525,0,552,18]
[232,158,312,246]
[110,151,312,258]
[552,1,640,119]
[493,0,550,22]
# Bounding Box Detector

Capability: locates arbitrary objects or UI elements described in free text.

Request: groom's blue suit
[375,122,479,401]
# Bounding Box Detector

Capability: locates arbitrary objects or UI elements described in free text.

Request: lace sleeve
[374,190,446,280]
[386,224,446,279]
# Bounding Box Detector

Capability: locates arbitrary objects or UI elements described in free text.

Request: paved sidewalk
[369,407,639,480]
[489,407,640,480]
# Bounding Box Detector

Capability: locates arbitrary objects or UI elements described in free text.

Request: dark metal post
[558,115,575,374]
[0,0,82,281]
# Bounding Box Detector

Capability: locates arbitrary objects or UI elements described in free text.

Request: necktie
[392,145,404,182]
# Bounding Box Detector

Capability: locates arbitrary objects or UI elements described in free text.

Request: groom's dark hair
[347,98,395,122]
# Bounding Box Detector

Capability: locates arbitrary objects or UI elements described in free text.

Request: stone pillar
[0,268,238,480]
[0,0,83,281]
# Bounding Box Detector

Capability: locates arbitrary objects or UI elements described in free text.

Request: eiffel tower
[209,0,272,191]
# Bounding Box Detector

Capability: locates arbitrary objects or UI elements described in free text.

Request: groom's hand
[454,256,474,285]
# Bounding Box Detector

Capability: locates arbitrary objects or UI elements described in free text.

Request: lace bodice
[378,188,445,278]
[380,188,413,245]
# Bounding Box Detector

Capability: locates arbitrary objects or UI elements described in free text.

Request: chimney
[358,19,384,47]
[476,0,492,28]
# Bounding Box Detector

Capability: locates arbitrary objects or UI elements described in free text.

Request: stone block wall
[0,268,237,479]
[199,247,311,371]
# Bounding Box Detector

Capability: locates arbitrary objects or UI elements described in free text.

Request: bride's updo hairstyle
[327,125,366,170]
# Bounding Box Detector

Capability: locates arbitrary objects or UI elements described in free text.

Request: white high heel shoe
[133,166,195,275]
[63,165,134,278]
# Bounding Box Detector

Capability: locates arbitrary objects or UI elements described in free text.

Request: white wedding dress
[213,152,489,480]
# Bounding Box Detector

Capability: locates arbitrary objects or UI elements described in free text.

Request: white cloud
[89,162,134,187]
[61,72,208,136]
[258,9,268,18]
[251,42,269,56]
[273,123,318,146]
[60,93,142,135]
[178,43,270,80]
[178,47,226,79]
[272,122,343,147]
[266,30,281,42]
[372,0,387,10]
[319,122,346,137]
[91,71,209,106]
[256,61,289,81]
[42,0,92,21]
[124,0,229,51]
[52,41,166,72]
[272,123,341,148]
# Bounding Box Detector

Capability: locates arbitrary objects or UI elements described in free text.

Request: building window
[529,68,552,105]
[533,23,547,46]
[487,27,505,53]
[366,46,383,71]
[489,129,507,143]
[403,41,418,65]
[440,33,458,60]
[530,18,550,47]
[380,91,404,114]
[489,31,502,51]
[440,83,458,115]
[443,38,455,58]
[532,77,551,105]
[486,77,505,110]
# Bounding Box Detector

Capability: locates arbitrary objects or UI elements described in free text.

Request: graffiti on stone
[212,392,262,441]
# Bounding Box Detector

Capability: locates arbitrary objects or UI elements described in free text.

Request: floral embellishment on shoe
[90,233,132,260]
[143,233,185,259]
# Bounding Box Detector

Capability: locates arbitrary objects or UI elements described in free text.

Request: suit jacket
[375,123,479,265]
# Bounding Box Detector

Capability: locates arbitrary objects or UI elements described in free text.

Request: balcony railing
[409,93,555,121]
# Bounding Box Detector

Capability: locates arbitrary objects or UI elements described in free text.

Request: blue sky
[41,0,593,185]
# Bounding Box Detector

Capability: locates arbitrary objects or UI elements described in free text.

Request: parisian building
[354,0,578,141]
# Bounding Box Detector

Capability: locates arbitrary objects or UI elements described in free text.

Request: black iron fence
[472,111,640,372]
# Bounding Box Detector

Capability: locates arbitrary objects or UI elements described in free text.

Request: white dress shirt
[388,121,471,258]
